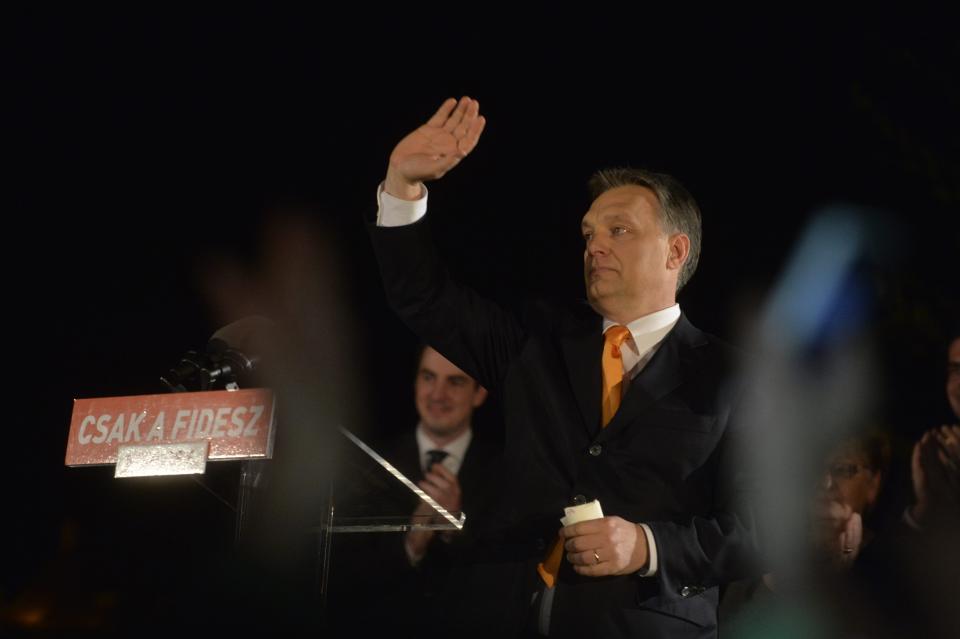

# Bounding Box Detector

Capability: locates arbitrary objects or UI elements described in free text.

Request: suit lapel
[600,314,707,438]
[560,312,603,436]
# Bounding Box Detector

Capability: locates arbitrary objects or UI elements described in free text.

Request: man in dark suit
[367,96,758,638]
[328,345,500,636]
[387,344,498,583]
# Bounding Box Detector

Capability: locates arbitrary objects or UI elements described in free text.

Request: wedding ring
[593,550,601,564]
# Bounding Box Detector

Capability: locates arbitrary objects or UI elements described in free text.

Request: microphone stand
[161,349,262,546]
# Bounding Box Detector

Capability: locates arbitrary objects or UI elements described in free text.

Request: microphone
[205,315,276,388]
[161,315,276,392]
[160,349,213,393]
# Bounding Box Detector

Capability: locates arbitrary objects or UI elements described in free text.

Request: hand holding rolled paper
[561,500,650,577]
[560,499,604,526]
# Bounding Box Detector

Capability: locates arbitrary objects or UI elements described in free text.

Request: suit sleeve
[367,218,525,393]
[645,384,762,595]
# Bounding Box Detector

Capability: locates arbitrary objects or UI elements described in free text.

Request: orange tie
[537,325,632,587]
[601,325,632,427]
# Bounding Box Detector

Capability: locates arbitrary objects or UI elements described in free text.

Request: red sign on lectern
[65,389,276,467]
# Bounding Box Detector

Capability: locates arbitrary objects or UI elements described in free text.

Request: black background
[6,8,959,634]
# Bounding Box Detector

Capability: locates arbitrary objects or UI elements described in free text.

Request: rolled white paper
[560,499,604,526]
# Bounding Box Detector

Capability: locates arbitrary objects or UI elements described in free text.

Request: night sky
[7,8,959,634]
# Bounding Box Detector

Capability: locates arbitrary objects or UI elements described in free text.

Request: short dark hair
[588,167,703,292]
[414,343,480,388]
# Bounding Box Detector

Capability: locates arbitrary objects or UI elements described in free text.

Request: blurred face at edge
[821,442,882,516]
[947,337,960,420]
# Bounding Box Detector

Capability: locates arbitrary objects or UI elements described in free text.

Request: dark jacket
[368,218,758,638]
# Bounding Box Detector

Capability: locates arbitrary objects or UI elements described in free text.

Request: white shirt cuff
[376,182,428,226]
[637,523,658,576]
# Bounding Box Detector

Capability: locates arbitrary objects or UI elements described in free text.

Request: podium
[316,427,466,608]
[65,388,277,544]
[65,388,465,624]
[65,389,277,472]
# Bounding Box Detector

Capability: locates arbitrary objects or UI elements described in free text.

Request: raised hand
[385,96,486,200]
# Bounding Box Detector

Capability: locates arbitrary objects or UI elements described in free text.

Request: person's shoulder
[700,330,744,361]
[678,315,740,355]
[678,315,749,378]
[520,297,599,335]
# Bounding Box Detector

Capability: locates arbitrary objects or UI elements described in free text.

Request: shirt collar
[602,304,681,373]
[415,424,472,474]
[603,304,680,343]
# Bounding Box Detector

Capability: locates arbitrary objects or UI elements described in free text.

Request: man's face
[947,337,960,420]
[415,347,487,440]
[822,445,881,516]
[581,185,684,321]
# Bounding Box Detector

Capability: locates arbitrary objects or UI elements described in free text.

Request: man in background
[328,345,500,636]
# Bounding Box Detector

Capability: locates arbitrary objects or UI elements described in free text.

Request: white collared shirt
[415,424,472,475]
[603,305,682,384]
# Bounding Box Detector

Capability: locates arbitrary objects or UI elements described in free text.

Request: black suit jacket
[368,219,758,638]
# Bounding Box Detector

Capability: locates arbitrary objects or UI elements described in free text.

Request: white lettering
[195,409,214,438]
[78,416,95,445]
[172,410,190,440]
[146,412,165,442]
[106,414,125,444]
[243,405,264,437]
[124,412,145,443]
[93,414,111,444]
[228,407,247,437]
[211,407,230,438]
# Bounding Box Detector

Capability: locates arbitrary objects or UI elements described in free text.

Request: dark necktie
[425,449,449,472]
